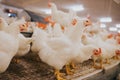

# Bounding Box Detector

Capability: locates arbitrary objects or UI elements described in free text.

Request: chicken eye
[22,24,25,27]
[86,20,88,22]
[93,49,97,53]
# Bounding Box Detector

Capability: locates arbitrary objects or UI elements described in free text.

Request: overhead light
[100,23,106,28]
[65,5,84,12]
[116,24,120,28]
[109,27,117,31]
[39,9,51,14]
[100,17,112,22]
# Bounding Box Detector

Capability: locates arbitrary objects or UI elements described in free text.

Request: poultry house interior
[0,0,120,80]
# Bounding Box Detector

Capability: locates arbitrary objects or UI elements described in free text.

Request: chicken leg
[93,58,95,67]
[65,63,74,75]
[71,61,77,69]
[93,58,98,68]
[93,58,103,69]
[93,48,103,69]
[54,69,66,80]
[13,58,20,63]
[105,58,110,64]
[115,55,120,60]
[99,58,103,69]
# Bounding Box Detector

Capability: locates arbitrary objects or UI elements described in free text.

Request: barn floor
[0,51,120,80]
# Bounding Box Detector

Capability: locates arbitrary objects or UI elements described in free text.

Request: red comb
[99,48,102,53]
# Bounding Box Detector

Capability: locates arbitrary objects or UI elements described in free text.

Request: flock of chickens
[0,2,120,80]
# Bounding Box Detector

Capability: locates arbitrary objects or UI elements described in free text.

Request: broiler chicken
[31,17,99,80]
[0,31,19,73]
[64,19,98,72]
[16,33,32,56]
[31,27,73,80]
[0,17,30,57]
[0,17,27,63]
[0,18,22,72]
[0,17,26,34]
[112,34,120,59]
[82,32,118,69]
[49,2,77,28]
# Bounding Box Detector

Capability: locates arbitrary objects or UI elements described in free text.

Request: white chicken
[51,23,64,37]
[31,27,44,53]
[85,23,119,59]
[83,22,102,37]
[31,18,98,80]
[49,2,77,28]
[0,17,26,34]
[107,34,120,60]
[16,33,32,56]
[0,31,19,73]
[83,22,113,41]
[0,18,21,72]
[82,32,118,68]
[0,17,31,57]
[63,19,98,72]
[31,26,72,80]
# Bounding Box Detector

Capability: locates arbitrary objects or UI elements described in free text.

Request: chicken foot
[114,55,120,60]
[70,61,78,69]
[93,58,103,69]
[54,69,66,80]
[99,58,103,69]
[93,58,97,68]
[104,58,110,64]
[65,63,74,75]
[13,58,20,63]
